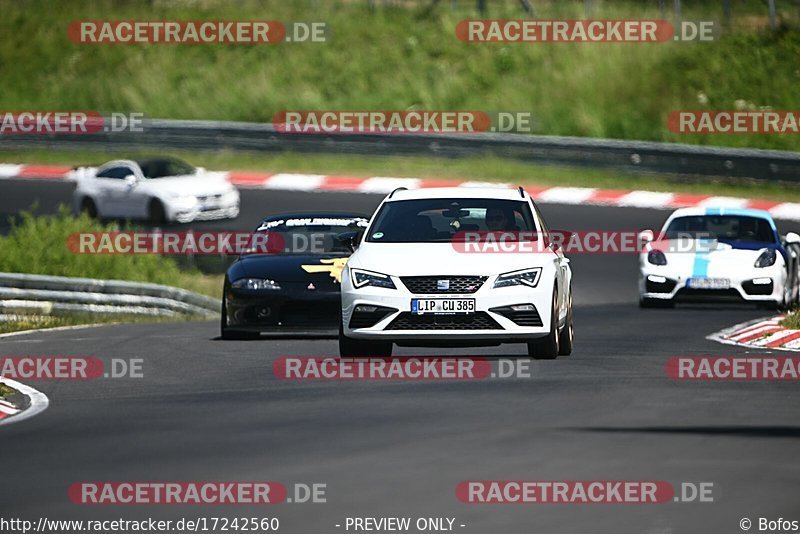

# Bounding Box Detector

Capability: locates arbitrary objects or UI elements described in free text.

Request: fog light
[752,277,772,285]
[511,304,535,312]
[355,305,378,313]
[647,275,667,284]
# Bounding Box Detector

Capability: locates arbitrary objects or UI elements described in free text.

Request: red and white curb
[0,377,49,426]
[708,315,800,352]
[2,163,799,222]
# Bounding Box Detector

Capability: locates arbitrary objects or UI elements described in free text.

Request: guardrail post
[673,0,682,25]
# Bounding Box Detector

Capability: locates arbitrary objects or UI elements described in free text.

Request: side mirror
[785,232,800,245]
[336,231,360,252]
[124,175,137,187]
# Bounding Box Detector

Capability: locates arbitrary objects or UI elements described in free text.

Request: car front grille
[400,275,488,294]
[386,312,502,330]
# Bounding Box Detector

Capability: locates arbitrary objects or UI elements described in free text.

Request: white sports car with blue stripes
[639,207,800,309]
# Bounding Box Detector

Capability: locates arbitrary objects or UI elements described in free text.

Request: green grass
[2,148,799,203]
[0,207,224,298]
[782,310,800,329]
[2,0,800,151]
[0,384,14,399]
[0,313,208,335]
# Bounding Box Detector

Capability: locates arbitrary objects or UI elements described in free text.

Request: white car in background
[639,207,800,309]
[338,187,574,359]
[71,157,240,223]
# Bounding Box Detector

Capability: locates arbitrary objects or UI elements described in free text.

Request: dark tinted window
[665,215,776,244]
[367,198,536,243]
[96,166,132,179]
[138,158,195,179]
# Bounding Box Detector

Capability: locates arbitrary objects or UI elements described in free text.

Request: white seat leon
[339,187,573,359]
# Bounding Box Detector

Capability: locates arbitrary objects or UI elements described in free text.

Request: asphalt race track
[1,179,799,533]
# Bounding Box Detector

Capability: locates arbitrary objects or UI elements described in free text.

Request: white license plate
[687,277,730,290]
[411,298,475,315]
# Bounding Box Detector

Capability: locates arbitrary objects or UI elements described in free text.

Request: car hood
[348,243,555,276]
[141,171,234,196]
[655,240,779,277]
[228,254,351,284]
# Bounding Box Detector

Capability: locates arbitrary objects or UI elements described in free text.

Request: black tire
[528,288,559,360]
[558,289,573,356]
[148,198,167,224]
[81,197,98,219]
[339,319,392,357]
[639,297,673,308]
[220,298,258,340]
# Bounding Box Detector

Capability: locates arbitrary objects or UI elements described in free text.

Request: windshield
[138,158,196,179]
[664,215,776,244]
[366,198,537,243]
[248,216,368,255]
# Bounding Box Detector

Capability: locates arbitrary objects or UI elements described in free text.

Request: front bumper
[173,194,240,223]
[341,277,554,343]
[639,264,787,304]
[225,285,340,331]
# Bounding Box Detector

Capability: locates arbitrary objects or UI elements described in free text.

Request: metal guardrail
[1,119,799,184]
[0,272,219,319]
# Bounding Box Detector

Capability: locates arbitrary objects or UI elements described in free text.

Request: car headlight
[231,278,282,291]
[754,249,777,268]
[647,249,667,266]
[493,268,542,288]
[351,268,396,289]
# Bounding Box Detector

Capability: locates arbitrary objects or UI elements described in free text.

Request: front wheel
[81,197,99,219]
[528,289,559,360]
[220,298,258,340]
[148,198,167,224]
[339,319,392,357]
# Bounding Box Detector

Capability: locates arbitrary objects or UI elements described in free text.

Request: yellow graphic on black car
[301,257,348,283]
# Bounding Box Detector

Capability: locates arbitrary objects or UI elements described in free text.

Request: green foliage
[1,0,799,150]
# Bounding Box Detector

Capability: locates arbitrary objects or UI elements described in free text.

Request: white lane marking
[0,377,49,427]
[707,316,800,352]
[0,323,105,339]
[459,181,512,188]
[617,190,674,208]
[769,203,800,222]
[0,164,24,178]
[698,196,749,209]
[263,173,325,191]
[537,187,596,204]
[357,177,421,193]
[729,324,781,342]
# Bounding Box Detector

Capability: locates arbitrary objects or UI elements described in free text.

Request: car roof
[97,159,138,170]
[668,207,775,220]
[260,212,370,223]
[385,186,526,201]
